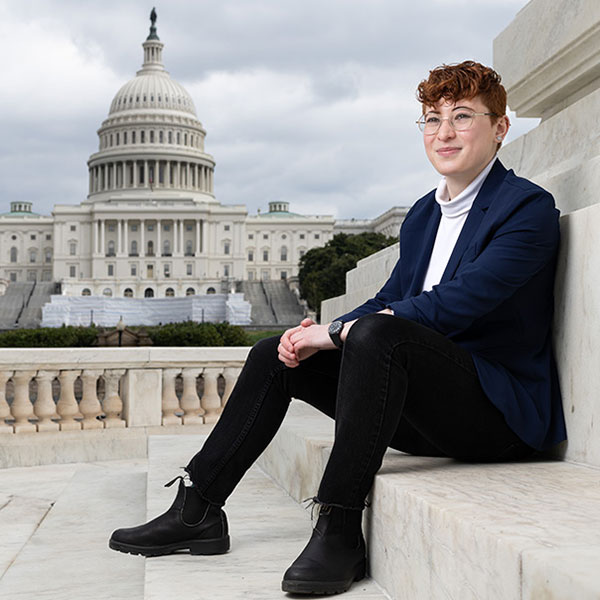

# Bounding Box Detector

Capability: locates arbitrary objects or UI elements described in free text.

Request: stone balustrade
[0,346,249,435]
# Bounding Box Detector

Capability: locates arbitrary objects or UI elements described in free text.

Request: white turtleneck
[421,157,497,293]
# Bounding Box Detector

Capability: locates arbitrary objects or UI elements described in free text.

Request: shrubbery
[0,321,251,348]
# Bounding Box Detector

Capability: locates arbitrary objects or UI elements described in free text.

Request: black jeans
[186,314,533,510]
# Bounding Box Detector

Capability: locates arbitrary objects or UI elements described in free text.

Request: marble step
[257,401,600,600]
[0,461,147,600]
[144,435,390,599]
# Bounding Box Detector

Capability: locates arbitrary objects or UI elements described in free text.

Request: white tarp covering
[41,293,252,327]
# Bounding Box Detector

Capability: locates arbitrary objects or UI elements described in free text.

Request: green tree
[298,232,397,316]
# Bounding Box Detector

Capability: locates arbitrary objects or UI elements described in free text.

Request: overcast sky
[0,0,535,220]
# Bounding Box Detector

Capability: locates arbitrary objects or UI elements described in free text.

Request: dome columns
[88,159,214,195]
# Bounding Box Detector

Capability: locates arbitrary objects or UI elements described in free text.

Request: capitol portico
[0,12,405,304]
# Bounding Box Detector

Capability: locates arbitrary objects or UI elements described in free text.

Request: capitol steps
[257,401,600,600]
[0,461,147,600]
[143,435,389,599]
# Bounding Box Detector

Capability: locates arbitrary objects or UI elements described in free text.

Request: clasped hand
[277,318,335,368]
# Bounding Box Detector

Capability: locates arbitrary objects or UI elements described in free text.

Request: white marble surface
[0,346,250,371]
[261,403,600,600]
[0,461,147,600]
[0,427,149,469]
[522,545,600,600]
[144,435,390,599]
[122,369,162,427]
[552,204,600,467]
[494,0,600,118]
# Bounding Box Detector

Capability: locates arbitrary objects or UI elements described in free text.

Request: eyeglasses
[416,108,498,134]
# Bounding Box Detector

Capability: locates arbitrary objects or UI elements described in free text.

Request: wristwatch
[328,320,344,349]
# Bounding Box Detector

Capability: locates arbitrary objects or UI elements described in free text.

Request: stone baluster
[180,368,204,425]
[162,368,182,425]
[102,370,126,428]
[201,367,223,424]
[80,369,104,430]
[0,370,14,433]
[56,370,82,431]
[221,366,241,406]
[10,371,37,433]
[34,370,59,432]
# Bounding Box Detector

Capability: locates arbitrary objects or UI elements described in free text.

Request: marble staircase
[258,402,600,600]
[0,435,390,599]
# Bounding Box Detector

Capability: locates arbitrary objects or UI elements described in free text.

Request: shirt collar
[435,157,497,218]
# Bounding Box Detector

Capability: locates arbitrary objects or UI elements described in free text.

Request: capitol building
[0,14,406,306]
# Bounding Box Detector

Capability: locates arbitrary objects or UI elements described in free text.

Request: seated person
[109,60,566,597]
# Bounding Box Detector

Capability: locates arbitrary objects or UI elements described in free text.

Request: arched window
[280,246,288,262]
[165,287,175,297]
[186,287,195,296]
[29,249,37,263]
[206,287,216,295]
[185,240,193,256]
[81,288,91,296]
[123,288,133,298]
[163,240,171,256]
[107,240,115,256]
[45,249,52,263]
[144,288,154,298]
[130,240,138,255]
[102,288,113,297]
[147,240,154,256]
[10,247,17,263]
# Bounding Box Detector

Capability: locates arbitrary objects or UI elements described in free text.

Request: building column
[100,219,105,255]
[111,163,116,189]
[176,161,181,188]
[156,220,161,257]
[166,160,171,187]
[89,170,93,195]
[209,169,213,193]
[132,161,137,188]
[196,219,201,255]
[179,219,184,254]
[140,219,145,257]
[92,219,97,255]
[186,163,190,189]
[144,160,149,187]
[124,219,129,255]
[202,220,206,253]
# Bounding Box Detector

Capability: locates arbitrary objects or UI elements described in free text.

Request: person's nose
[437,118,456,140]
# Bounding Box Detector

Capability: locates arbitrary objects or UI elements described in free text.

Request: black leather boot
[109,476,230,557]
[281,503,366,595]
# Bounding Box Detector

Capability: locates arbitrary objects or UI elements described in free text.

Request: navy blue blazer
[337,159,566,451]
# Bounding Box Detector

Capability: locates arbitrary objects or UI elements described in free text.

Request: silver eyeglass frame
[416,110,498,134]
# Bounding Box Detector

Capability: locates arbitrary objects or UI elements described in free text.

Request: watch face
[329,321,343,335]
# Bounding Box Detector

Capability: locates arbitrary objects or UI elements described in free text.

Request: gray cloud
[0,0,536,220]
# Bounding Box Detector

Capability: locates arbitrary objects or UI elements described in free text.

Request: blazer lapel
[440,159,508,283]
[405,200,441,297]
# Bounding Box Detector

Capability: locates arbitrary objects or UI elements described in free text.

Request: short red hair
[417,61,507,118]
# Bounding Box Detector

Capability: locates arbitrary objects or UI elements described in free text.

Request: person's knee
[248,335,280,363]
[345,313,398,347]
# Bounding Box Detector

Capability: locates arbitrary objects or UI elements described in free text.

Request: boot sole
[281,559,366,595]
[109,535,230,557]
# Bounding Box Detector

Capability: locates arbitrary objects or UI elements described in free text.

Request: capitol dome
[108,42,197,117]
[85,12,216,203]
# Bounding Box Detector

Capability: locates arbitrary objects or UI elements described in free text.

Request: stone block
[552,203,600,467]
[260,402,600,600]
[121,369,162,427]
[499,86,600,215]
[494,0,600,118]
